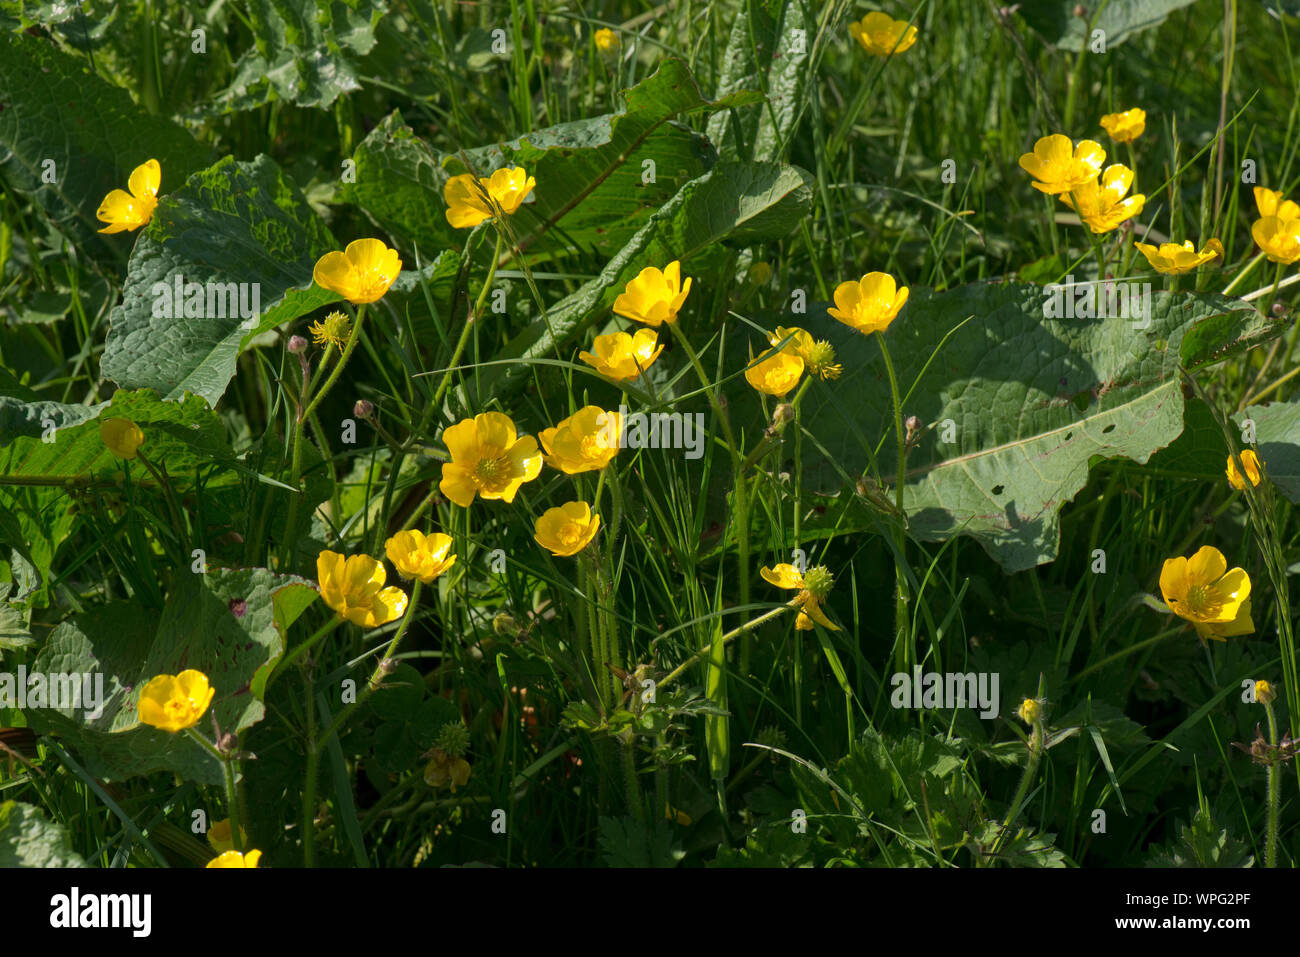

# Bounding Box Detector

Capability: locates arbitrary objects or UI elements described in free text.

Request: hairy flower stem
[875,332,912,672]
[282,305,368,568]
[315,581,423,750]
[1264,697,1281,867]
[266,617,344,690]
[373,228,504,554]
[668,321,750,734]
[1266,262,1285,311]
[185,728,243,853]
[621,738,643,823]
[433,228,503,410]
[990,717,1044,861]
[658,603,794,690]
[302,672,318,867]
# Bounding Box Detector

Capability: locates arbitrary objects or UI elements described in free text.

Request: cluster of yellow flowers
[316,529,457,628]
[1017,110,1300,273]
[1020,133,1145,235]
[436,408,605,557]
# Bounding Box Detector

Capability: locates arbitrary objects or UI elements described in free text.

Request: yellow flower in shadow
[138,670,215,732]
[1158,545,1253,643]
[848,11,918,56]
[316,550,409,628]
[384,530,457,584]
[534,501,601,557]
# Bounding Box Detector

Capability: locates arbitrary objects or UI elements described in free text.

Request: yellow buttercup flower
[444,167,535,229]
[438,412,543,507]
[1099,108,1146,144]
[760,563,840,631]
[1251,187,1300,264]
[206,850,262,868]
[578,329,664,380]
[848,11,918,56]
[1254,187,1300,221]
[308,310,351,350]
[1255,679,1277,705]
[539,406,621,474]
[827,271,909,335]
[424,749,472,792]
[1060,164,1145,233]
[384,530,457,584]
[1016,698,1042,724]
[1251,218,1300,265]
[768,325,815,356]
[312,238,402,304]
[101,417,144,460]
[207,818,246,854]
[594,27,619,52]
[534,501,601,557]
[1158,545,1254,642]
[612,261,692,326]
[316,550,409,629]
[1248,187,1300,263]
[769,326,842,380]
[96,159,160,234]
[138,670,215,732]
[1226,449,1264,490]
[1018,135,1106,195]
[745,345,805,397]
[1133,239,1223,275]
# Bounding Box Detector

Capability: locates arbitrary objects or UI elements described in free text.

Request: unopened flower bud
[1256,680,1278,705]
[773,403,795,425]
[493,613,525,638]
[353,399,375,419]
[1271,301,1286,317]
[378,657,398,675]
[1073,4,1088,17]
[287,335,308,354]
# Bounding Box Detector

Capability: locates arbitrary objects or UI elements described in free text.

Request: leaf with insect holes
[793,283,1282,573]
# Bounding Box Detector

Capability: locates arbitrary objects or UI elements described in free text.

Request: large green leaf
[197,0,389,115]
[1018,0,1199,52]
[797,283,1281,572]
[1237,400,1300,505]
[0,388,233,480]
[100,155,339,407]
[344,59,761,258]
[705,0,810,162]
[26,568,316,784]
[468,159,813,406]
[0,31,213,261]
[0,388,237,605]
[0,801,85,867]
